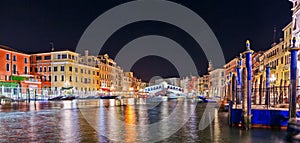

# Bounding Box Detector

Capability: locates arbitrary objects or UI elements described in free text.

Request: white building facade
[209,68,225,97]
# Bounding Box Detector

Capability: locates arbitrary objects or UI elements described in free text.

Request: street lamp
[270,74,277,105]
[110,85,115,95]
[270,74,276,83]
[65,81,70,87]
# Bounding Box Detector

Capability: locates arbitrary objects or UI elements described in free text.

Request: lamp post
[65,81,70,87]
[110,85,115,96]
[270,74,277,105]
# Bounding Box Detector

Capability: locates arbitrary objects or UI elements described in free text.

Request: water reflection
[124,106,137,143]
[0,99,289,143]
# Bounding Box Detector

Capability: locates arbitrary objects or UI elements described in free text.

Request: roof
[0,45,26,54]
[282,22,292,31]
[28,49,74,55]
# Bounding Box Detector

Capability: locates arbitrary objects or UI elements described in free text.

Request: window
[6,54,9,60]
[36,56,42,60]
[6,64,9,71]
[24,66,28,74]
[13,64,16,74]
[61,75,64,81]
[81,69,83,74]
[69,66,72,72]
[48,66,51,72]
[76,76,78,82]
[88,70,90,74]
[70,76,72,82]
[54,75,57,82]
[13,55,16,61]
[44,56,51,60]
[44,76,47,81]
[44,67,47,72]
[35,67,38,72]
[54,66,57,72]
[61,66,65,71]
[24,58,28,64]
[62,54,67,59]
[57,55,61,59]
[49,76,51,82]
[40,66,42,72]
[75,68,78,73]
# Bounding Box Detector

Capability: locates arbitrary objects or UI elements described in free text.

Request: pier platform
[229,104,300,127]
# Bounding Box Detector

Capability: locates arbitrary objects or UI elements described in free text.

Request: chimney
[85,50,88,56]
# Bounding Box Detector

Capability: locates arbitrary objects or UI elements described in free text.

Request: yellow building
[282,22,292,85]
[261,22,292,87]
[51,50,99,95]
[98,54,124,93]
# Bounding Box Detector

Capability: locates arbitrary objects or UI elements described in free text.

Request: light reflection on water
[0,99,288,143]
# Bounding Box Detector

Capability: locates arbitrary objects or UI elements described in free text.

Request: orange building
[30,53,52,90]
[224,58,238,80]
[0,45,41,96]
[0,45,30,80]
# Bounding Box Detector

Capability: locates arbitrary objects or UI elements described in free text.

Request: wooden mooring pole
[243,40,253,130]
[242,68,248,130]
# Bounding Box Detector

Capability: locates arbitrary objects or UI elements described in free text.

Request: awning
[0,81,18,87]
[101,87,110,91]
[11,75,29,81]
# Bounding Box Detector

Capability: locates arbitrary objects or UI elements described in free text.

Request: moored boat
[100,95,118,99]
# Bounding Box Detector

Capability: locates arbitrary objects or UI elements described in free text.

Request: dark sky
[0,0,293,82]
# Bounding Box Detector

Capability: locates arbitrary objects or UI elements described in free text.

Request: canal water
[0,99,288,143]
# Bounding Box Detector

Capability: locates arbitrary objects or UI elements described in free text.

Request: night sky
[0,0,293,82]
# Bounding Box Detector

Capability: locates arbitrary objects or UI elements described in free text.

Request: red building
[30,53,52,90]
[0,45,41,95]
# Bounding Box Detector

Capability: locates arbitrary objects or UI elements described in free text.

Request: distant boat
[48,96,75,101]
[100,95,118,99]
[197,96,217,103]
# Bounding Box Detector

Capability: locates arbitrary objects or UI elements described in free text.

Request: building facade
[30,52,52,91]
[209,68,225,98]
[0,45,41,96]
[50,50,99,95]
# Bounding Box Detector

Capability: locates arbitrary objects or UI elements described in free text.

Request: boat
[60,96,76,100]
[197,96,217,103]
[100,95,118,99]
[48,95,75,101]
